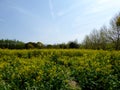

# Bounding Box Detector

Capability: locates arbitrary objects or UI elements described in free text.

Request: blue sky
[0,0,120,44]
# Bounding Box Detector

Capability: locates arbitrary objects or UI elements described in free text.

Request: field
[0,49,120,90]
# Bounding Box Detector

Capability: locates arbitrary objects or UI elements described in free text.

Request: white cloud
[57,6,74,17]
[90,6,104,14]
[96,0,110,4]
[10,5,40,19]
[56,1,81,17]
[5,0,31,16]
[57,9,71,17]
[85,0,120,15]
[12,6,29,15]
[49,0,55,18]
[57,11,65,17]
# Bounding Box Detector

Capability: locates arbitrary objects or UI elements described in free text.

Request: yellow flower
[96,68,100,72]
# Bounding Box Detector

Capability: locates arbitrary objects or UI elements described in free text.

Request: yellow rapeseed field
[0,49,120,90]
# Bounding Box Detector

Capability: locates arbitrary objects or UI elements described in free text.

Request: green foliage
[0,39,25,49]
[68,41,79,49]
[116,16,120,26]
[0,49,120,90]
[25,42,44,49]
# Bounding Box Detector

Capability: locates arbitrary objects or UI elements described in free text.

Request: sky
[0,0,120,44]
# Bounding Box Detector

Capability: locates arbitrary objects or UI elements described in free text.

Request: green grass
[0,49,120,90]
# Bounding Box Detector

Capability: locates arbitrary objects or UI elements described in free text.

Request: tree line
[0,12,120,50]
[0,39,80,49]
[82,13,120,50]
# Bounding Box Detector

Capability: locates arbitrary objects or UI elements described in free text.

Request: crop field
[0,49,120,90]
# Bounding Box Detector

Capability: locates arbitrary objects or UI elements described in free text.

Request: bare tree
[82,35,92,49]
[108,13,120,50]
[99,26,108,49]
[83,29,101,49]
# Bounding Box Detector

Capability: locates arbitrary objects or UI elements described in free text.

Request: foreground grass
[0,49,120,90]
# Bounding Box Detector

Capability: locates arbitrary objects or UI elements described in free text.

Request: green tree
[25,42,35,49]
[68,40,79,49]
[36,42,44,49]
